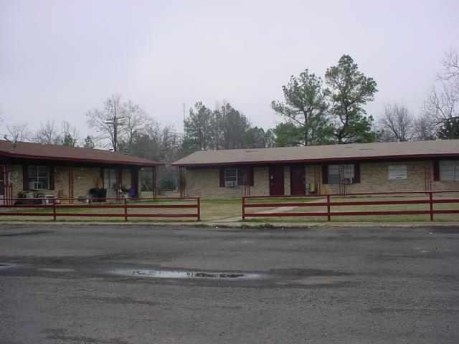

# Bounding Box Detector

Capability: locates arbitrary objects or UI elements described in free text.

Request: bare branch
[33,120,60,144]
[379,104,414,142]
[423,50,459,139]
[6,123,31,142]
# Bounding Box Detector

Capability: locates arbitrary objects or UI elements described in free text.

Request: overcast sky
[1,0,458,140]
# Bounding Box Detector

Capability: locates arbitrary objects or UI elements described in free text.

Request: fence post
[124,198,128,222]
[197,197,201,221]
[242,197,245,221]
[327,195,331,221]
[53,200,57,221]
[429,192,434,221]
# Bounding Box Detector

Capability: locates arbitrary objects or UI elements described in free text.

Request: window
[388,165,407,180]
[323,163,360,184]
[0,166,5,196]
[103,168,117,190]
[439,160,459,181]
[328,164,355,184]
[27,165,50,190]
[219,167,254,187]
[224,168,238,187]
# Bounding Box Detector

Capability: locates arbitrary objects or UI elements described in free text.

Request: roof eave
[1,152,161,167]
[173,153,459,167]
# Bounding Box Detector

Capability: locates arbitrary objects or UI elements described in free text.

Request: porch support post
[179,167,186,198]
[130,167,139,199]
[152,166,157,199]
[68,167,74,203]
[1,163,13,206]
[116,167,122,200]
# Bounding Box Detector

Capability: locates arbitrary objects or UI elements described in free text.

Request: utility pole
[105,101,125,152]
[104,96,125,152]
[113,105,119,152]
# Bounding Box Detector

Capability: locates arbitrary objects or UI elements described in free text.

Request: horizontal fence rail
[0,197,200,222]
[242,191,459,222]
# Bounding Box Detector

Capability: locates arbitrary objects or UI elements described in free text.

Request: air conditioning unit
[29,181,43,190]
[341,177,353,185]
[225,181,237,188]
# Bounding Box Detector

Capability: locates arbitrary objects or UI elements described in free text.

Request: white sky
[1,0,458,140]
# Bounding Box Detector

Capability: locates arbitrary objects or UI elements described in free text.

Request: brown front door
[290,165,305,196]
[269,166,284,196]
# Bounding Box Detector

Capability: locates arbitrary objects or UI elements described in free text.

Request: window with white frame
[328,164,355,184]
[27,165,50,190]
[439,160,459,181]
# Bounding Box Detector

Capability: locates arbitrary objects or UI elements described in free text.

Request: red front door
[269,166,284,196]
[290,165,305,196]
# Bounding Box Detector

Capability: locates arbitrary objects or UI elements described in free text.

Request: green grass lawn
[200,198,242,221]
[0,195,458,223]
[242,194,459,223]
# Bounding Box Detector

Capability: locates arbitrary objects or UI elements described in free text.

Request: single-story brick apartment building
[173,140,459,197]
[0,140,160,205]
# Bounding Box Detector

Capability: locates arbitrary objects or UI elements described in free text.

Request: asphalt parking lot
[0,224,458,344]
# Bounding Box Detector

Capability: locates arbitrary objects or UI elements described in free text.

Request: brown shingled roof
[0,140,160,167]
[173,140,459,167]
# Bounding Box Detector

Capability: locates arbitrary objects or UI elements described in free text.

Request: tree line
[3,51,458,163]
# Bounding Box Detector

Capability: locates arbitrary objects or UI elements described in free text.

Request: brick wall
[305,165,323,194]
[284,166,290,196]
[346,161,430,194]
[10,165,22,199]
[7,165,135,201]
[251,167,269,196]
[313,161,457,194]
[184,160,459,198]
[121,169,132,189]
[66,167,101,199]
[186,168,242,197]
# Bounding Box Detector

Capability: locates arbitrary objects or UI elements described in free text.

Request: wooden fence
[0,197,200,222]
[242,191,459,221]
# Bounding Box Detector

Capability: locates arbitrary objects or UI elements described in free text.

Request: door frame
[290,164,305,196]
[269,165,284,196]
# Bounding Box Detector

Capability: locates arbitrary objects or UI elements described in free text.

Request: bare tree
[61,121,79,147]
[378,104,414,141]
[158,125,181,162]
[33,120,61,144]
[424,84,459,139]
[121,101,152,148]
[86,95,152,151]
[86,95,126,151]
[120,121,181,162]
[6,123,31,142]
[32,120,79,146]
[423,50,459,139]
[441,50,459,83]
[413,114,437,141]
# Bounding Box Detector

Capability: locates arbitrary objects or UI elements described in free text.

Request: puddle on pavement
[295,276,351,285]
[108,267,354,287]
[38,268,76,273]
[112,268,263,280]
[0,263,16,270]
